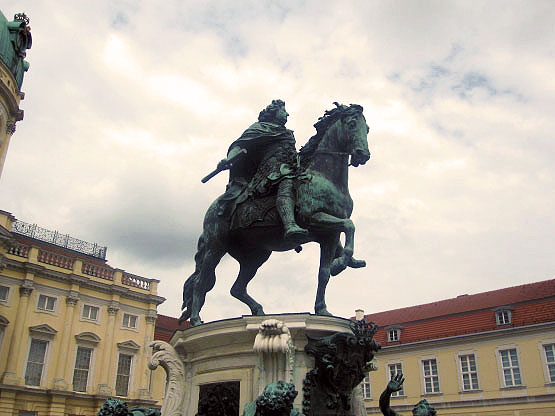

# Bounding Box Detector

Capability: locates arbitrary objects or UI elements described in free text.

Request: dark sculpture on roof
[379,374,437,416]
[302,320,381,416]
[0,12,32,88]
[180,100,370,326]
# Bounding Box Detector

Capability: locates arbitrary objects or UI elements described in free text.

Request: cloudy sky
[1,1,553,322]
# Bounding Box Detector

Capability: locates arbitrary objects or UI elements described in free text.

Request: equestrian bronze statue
[180,100,371,326]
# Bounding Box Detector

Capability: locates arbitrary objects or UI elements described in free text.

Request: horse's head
[340,103,370,167]
[299,103,370,169]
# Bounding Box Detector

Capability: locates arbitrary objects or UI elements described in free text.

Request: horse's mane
[299,103,363,167]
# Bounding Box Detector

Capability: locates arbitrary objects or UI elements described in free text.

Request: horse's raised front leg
[230,249,271,316]
[309,212,355,262]
[315,235,338,316]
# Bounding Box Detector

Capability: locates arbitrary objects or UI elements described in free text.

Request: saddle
[230,194,280,230]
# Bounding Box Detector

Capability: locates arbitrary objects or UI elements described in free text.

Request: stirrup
[284,225,309,242]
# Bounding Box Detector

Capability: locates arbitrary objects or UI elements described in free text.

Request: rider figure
[217,99,309,242]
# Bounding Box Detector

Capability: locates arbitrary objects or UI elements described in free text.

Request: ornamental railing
[122,273,151,291]
[37,249,74,270]
[11,220,107,260]
[82,262,114,281]
[8,244,30,258]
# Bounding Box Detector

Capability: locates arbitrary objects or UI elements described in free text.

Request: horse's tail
[179,232,207,323]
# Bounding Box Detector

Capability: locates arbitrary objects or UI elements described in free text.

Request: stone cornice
[379,321,555,353]
[3,257,165,305]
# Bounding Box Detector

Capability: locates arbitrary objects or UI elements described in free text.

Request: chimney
[355,309,365,321]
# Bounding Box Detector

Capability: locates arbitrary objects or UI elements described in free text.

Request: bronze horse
[180,103,370,326]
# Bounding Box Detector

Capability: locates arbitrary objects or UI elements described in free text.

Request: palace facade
[358,278,555,415]
[0,210,165,416]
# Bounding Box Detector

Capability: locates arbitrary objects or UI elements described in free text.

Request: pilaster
[1,277,34,385]
[52,289,80,390]
[97,299,120,395]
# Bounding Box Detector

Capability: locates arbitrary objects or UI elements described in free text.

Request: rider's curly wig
[258,99,286,122]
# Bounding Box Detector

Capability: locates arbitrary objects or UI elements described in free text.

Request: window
[82,305,99,321]
[388,329,400,342]
[73,347,93,392]
[543,344,555,383]
[0,285,9,301]
[116,353,132,396]
[422,359,440,393]
[459,354,479,390]
[122,313,137,329]
[499,348,522,386]
[496,310,511,325]
[388,363,404,397]
[37,294,56,312]
[25,339,48,386]
[362,374,371,399]
[19,412,37,416]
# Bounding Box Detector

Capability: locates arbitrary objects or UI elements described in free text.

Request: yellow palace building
[0,210,165,415]
[357,279,555,415]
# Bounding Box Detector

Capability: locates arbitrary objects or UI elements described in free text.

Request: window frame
[115,352,134,397]
[388,329,400,342]
[23,337,50,387]
[455,351,480,392]
[361,374,371,399]
[35,293,58,314]
[385,361,405,398]
[495,308,512,326]
[496,345,524,388]
[0,284,11,303]
[121,312,139,331]
[72,345,94,393]
[538,338,555,385]
[81,303,101,323]
[420,356,441,395]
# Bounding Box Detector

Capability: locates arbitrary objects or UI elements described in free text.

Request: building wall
[363,324,555,415]
[0,211,164,416]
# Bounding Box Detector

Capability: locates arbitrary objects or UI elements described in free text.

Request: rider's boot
[277,179,309,242]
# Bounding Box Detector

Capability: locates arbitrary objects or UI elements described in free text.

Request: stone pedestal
[166,313,353,416]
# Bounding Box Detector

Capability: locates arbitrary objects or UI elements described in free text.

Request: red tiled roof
[155,314,190,342]
[364,278,555,345]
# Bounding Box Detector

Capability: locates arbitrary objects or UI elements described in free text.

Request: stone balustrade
[122,272,151,290]
[37,249,74,270]
[82,262,114,281]
[7,244,29,258]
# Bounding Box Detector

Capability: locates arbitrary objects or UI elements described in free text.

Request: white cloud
[0,0,553,321]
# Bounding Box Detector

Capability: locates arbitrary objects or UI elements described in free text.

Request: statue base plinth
[168,313,353,415]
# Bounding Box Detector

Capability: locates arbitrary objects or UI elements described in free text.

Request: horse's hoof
[349,258,366,268]
[251,306,266,316]
[190,317,203,327]
[315,308,333,316]
[330,259,347,276]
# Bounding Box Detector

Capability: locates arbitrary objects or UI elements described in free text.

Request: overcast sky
[1,1,553,322]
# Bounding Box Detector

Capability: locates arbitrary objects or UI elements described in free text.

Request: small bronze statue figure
[379,374,437,416]
[243,381,302,416]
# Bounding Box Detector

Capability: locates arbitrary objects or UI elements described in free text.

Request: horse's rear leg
[315,236,338,316]
[190,248,225,326]
[230,250,271,316]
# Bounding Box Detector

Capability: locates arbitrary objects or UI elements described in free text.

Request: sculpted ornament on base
[148,341,186,416]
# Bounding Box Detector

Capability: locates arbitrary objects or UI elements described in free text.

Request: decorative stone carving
[148,340,186,416]
[66,290,79,306]
[5,120,15,135]
[19,278,34,296]
[243,381,302,416]
[302,320,381,416]
[145,310,158,324]
[107,300,120,315]
[96,397,160,416]
[254,319,296,392]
